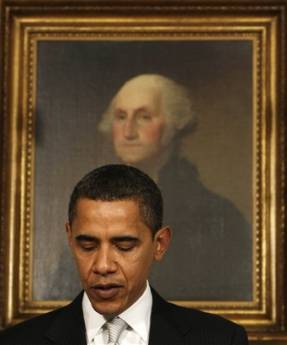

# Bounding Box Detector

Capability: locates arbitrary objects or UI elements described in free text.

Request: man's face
[66,198,170,318]
[112,83,167,165]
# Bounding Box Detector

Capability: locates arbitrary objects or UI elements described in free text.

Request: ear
[153,226,172,261]
[65,222,73,246]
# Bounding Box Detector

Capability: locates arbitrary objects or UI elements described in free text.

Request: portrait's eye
[114,111,127,121]
[137,110,152,122]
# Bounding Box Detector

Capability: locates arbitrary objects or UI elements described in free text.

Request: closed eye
[113,237,140,252]
[75,235,98,252]
[116,243,136,252]
[80,243,97,252]
[76,241,98,252]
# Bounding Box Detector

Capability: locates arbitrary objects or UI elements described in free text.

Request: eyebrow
[75,234,98,242]
[115,106,150,114]
[111,236,140,243]
[74,234,140,243]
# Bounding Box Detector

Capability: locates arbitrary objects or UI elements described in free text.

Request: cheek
[73,253,93,278]
[142,122,165,143]
[112,122,123,141]
[123,250,154,278]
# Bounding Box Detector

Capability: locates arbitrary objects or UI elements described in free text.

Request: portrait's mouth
[121,143,142,148]
[91,284,123,300]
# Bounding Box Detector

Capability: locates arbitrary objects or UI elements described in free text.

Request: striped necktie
[104,317,127,344]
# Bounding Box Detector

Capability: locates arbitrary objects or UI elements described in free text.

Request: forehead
[72,198,152,235]
[114,81,161,111]
[73,198,142,223]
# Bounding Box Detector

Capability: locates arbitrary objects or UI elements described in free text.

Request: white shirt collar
[119,282,152,343]
[82,292,107,344]
[82,282,153,344]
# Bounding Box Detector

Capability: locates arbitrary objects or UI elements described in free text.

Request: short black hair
[68,164,163,235]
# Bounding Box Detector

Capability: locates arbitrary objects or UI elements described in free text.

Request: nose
[123,118,138,139]
[92,246,117,276]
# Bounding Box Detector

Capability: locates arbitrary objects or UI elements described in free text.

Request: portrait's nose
[123,118,138,139]
[92,246,117,276]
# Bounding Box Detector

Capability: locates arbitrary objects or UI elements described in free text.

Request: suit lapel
[44,293,87,345]
[149,289,192,345]
[149,312,183,345]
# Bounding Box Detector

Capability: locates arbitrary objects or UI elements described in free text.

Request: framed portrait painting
[0,0,286,341]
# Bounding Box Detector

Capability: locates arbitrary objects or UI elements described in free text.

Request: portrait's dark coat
[150,155,252,300]
[0,290,249,345]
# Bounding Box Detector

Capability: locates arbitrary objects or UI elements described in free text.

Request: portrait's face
[66,198,170,317]
[112,82,167,165]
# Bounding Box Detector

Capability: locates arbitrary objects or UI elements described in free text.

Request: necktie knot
[104,317,127,344]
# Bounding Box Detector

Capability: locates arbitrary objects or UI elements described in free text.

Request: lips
[122,144,141,148]
[119,141,141,147]
[91,284,123,300]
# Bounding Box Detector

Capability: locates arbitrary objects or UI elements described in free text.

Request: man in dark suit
[0,164,249,344]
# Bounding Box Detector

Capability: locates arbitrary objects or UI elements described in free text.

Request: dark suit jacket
[0,290,249,345]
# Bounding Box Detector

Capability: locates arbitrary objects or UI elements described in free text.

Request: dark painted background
[33,40,253,301]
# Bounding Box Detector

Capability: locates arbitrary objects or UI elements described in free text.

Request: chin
[120,156,146,165]
[92,304,117,316]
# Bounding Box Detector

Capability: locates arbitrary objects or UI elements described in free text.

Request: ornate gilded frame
[0,0,286,341]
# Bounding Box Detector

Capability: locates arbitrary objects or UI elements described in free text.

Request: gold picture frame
[0,0,286,342]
